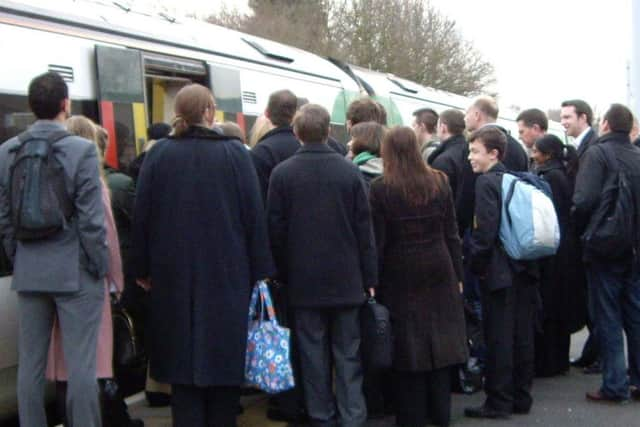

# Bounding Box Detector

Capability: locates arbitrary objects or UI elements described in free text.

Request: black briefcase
[360,297,393,371]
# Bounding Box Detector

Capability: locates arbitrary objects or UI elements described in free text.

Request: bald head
[465,96,499,132]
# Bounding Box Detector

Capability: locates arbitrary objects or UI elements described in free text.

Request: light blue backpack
[499,172,560,260]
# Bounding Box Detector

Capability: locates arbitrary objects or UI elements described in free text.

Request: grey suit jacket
[0,120,107,292]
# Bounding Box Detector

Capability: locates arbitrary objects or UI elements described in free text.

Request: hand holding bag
[245,281,295,393]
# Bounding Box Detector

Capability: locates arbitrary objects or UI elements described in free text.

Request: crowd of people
[2,71,640,427]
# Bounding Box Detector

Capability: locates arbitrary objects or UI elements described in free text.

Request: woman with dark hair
[133,84,274,427]
[369,126,467,427]
[531,134,578,377]
[351,121,385,185]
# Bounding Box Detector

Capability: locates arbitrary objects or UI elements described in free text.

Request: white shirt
[574,127,592,149]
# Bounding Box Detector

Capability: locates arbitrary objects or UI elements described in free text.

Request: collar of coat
[298,142,335,154]
[536,158,565,175]
[596,131,632,146]
[488,162,507,174]
[258,126,294,143]
[169,125,240,143]
[427,134,466,163]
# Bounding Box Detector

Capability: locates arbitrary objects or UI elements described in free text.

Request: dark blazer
[369,175,467,371]
[132,126,275,386]
[634,137,640,149]
[428,134,475,233]
[267,143,377,308]
[250,126,301,203]
[576,128,598,160]
[469,162,536,292]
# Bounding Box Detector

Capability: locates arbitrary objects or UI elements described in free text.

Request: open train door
[95,45,147,169]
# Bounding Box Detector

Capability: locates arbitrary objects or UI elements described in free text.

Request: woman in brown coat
[369,126,467,427]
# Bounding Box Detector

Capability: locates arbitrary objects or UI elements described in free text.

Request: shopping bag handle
[248,280,278,325]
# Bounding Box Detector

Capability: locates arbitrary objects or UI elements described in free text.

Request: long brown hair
[381,126,444,205]
[172,84,215,137]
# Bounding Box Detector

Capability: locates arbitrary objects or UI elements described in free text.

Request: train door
[143,52,208,135]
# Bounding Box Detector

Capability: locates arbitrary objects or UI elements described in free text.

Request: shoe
[513,406,531,415]
[128,420,144,427]
[464,405,510,419]
[145,391,171,407]
[586,390,629,404]
[570,357,591,368]
[266,407,308,423]
[583,361,602,375]
[630,386,640,400]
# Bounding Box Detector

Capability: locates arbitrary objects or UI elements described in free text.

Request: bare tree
[207,0,495,96]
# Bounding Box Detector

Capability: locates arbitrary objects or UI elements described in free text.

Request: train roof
[1,0,359,88]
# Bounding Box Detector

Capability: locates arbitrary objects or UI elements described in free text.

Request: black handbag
[360,297,393,371]
[111,295,143,367]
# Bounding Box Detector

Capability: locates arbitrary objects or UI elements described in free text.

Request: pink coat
[46,180,124,380]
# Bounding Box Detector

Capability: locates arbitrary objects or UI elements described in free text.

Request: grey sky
[20,0,635,114]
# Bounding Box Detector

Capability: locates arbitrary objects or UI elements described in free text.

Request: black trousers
[394,368,451,427]
[295,306,366,427]
[481,277,536,413]
[171,385,240,427]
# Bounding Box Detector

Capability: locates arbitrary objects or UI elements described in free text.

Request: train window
[95,46,145,104]
[210,66,242,114]
[0,94,33,143]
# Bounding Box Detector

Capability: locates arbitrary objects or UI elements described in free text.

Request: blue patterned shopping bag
[245,281,295,393]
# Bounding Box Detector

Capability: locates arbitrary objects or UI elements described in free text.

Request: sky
[17,0,635,115]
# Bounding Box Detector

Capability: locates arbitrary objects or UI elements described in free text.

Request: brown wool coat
[369,176,468,372]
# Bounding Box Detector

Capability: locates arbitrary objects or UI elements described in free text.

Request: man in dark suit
[0,72,107,427]
[516,108,549,171]
[251,89,300,204]
[573,104,640,403]
[464,127,537,419]
[267,104,377,427]
[561,99,600,373]
[464,96,529,172]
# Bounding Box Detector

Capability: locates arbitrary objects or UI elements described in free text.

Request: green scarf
[353,151,376,166]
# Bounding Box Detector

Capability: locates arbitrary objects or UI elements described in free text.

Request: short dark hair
[516,108,548,131]
[293,104,330,143]
[561,99,593,126]
[473,97,499,120]
[347,98,382,126]
[603,103,634,133]
[469,127,507,160]
[28,72,68,119]
[439,109,465,135]
[296,97,309,110]
[267,89,298,127]
[413,108,439,133]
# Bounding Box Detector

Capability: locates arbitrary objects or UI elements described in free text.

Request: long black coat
[536,160,575,324]
[428,134,475,234]
[132,126,275,386]
[267,143,377,308]
[369,174,467,371]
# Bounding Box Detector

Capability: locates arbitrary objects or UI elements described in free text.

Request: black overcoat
[369,175,467,371]
[267,143,378,308]
[132,126,275,386]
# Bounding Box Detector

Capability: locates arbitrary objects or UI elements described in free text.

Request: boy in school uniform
[464,127,538,419]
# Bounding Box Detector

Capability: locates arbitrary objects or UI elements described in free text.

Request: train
[0,0,565,421]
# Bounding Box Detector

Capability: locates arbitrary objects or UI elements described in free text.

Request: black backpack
[9,130,74,241]
[581,144,636,260]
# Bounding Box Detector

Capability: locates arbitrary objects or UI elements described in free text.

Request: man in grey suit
[0,72,107,427]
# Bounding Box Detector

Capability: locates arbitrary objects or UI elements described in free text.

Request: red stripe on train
[100,101,118,168]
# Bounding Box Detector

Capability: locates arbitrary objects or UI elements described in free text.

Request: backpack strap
[47,130,71,144]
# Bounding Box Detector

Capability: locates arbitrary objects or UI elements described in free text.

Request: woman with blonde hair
[48,115,142,427]
[133,84,274,427]
[248,113,274,147]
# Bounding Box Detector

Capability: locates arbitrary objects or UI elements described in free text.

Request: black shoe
[570,357,591,368]
[128,420,144,427]
[513,406,531,415]
[630,386,640,400]
[464,405,510,419]
[583,361,602,375]
[145,391,171,407]
[266,407,307,423]
[586,390,630,404]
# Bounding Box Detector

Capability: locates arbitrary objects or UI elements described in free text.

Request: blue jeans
[588,260,640,399]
